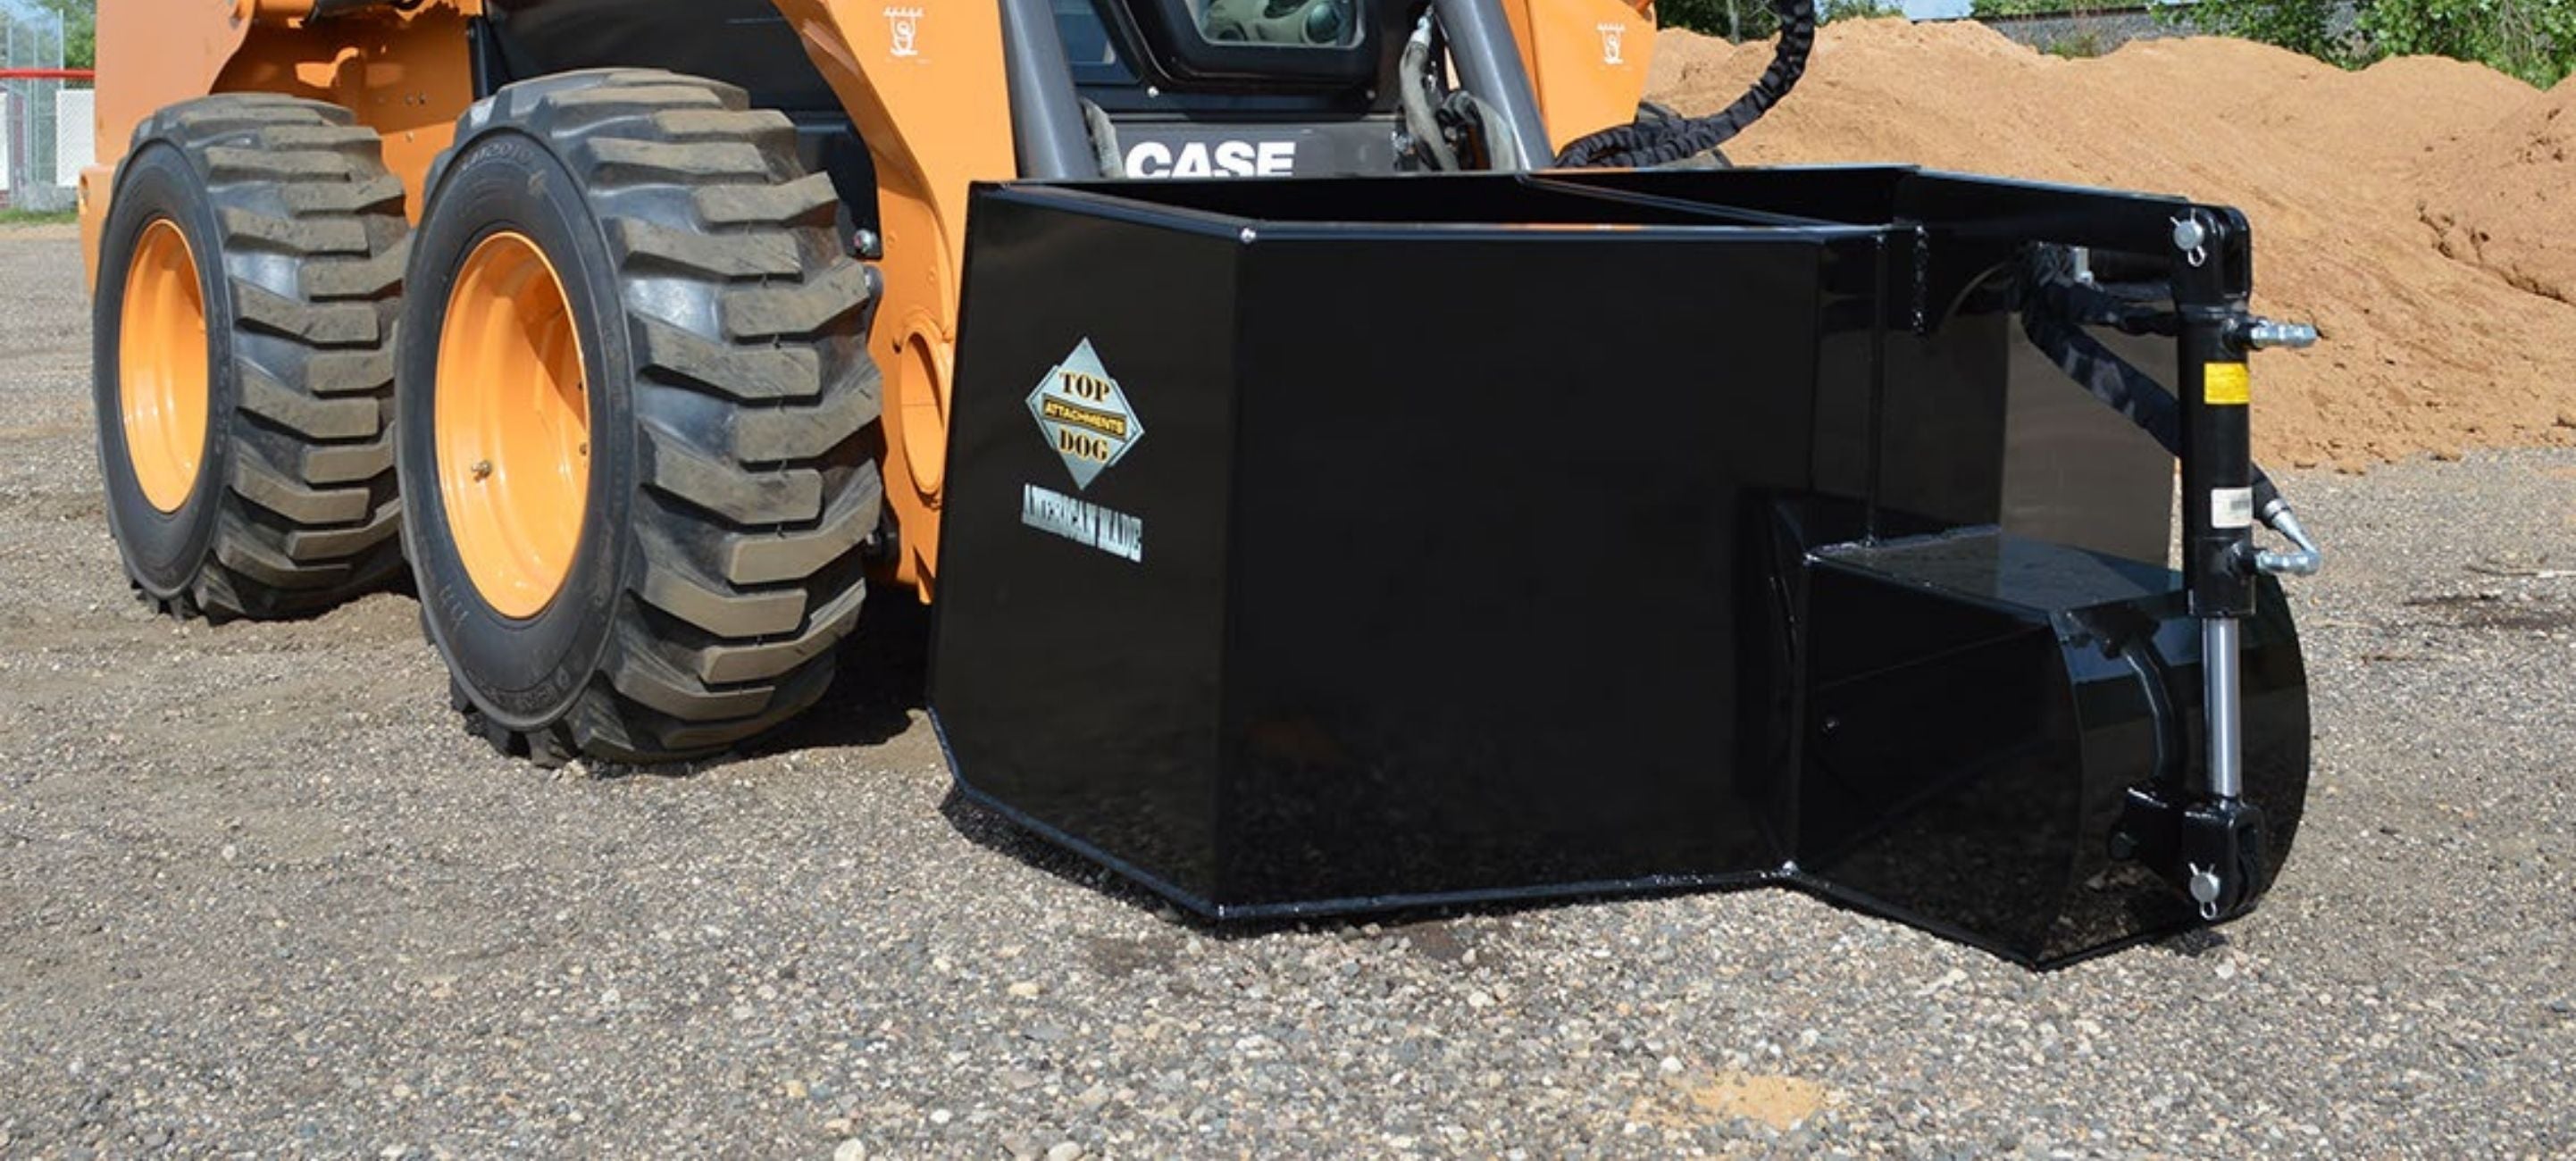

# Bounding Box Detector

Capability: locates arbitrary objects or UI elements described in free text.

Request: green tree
[2159,0,2574,85]
[2360,0,2575,86]
[1971,0,2127,15]
[1658,0,1898,38]
[2156,0,2356,63]
[1659,0,1785,40]
[54,0,93,71]
[11,0,93,69]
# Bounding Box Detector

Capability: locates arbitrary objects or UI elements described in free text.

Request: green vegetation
[2043,29,2112,54]
[53,0,95,71]
[2360,0,2576,85]
[1827,0,1911,19]
[1961,0,2572,86]
[10,0,94,70]
[1658,0,1908,41]
[0,208,77,227]
[1658,0,1785,39]
[2163,0,2573,87]
[2158,0,2350,62]
[1971,0,2126,15]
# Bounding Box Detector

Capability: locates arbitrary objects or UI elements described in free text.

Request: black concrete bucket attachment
[925,167,2315,967]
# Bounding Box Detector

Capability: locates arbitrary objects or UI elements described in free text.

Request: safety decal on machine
[1023,338,1146,562]
[2212,487,2255,530]
[2204,363,2251,405]
[885,7,924,59]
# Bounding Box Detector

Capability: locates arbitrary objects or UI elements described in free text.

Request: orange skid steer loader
[82,0,2325,965]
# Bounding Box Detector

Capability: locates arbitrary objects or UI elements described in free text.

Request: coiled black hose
[1554,0,1817,169]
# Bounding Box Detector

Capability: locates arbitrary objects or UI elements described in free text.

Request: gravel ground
[3,224,2571,1158]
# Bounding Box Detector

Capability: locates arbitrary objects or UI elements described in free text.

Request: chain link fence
[3,4,92,213]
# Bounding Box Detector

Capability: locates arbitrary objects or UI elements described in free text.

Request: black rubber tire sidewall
[93,143,237,599]
[398,129,636,729]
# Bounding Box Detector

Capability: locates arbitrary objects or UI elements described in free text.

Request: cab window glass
[1192,0,1359,47]
[1056,0,1135,79]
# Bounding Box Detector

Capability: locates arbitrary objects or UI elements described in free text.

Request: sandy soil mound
[1649,20,2573,467]
[2421,78,2576,308]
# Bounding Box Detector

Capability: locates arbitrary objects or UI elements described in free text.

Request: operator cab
[1055,0,1436,177]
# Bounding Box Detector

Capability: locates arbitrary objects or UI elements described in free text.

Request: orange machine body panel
[766,0,1020,597]
[1503,0,1658,152]
[82,1,480,288]
[88,0,1660,598]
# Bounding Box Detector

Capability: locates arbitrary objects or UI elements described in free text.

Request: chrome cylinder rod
[2203,617,2244,799]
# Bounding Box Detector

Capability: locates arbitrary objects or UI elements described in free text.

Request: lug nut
[471,459,493,481]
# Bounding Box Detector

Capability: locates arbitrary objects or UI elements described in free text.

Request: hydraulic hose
[2021,246,2326,580]
[1555,0,1817,169]
[1444,91,1527,170]
[1081,99,1125,178]
[1401,13,1464,171]
[2017,246,2284,517]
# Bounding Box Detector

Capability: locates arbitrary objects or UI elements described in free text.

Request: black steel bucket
[924,168,2307,966]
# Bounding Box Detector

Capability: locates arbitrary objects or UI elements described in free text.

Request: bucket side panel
[932,195,1242,902]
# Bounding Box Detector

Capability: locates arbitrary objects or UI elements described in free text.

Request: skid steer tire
[92,96,409,622]
[397,71,884,765]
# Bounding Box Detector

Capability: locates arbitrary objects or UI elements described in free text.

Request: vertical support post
[997,0,1099,180]
[466,16,507,100]
[2172,208,2254,803]
[1431,0,1552,171]
[4,82,23,208]
[2166,207,2268,920]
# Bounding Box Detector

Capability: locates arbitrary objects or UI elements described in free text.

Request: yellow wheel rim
[119,218,211,514]
[435,230,591,620]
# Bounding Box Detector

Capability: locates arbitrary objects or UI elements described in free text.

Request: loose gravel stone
[2,226,2571,1157]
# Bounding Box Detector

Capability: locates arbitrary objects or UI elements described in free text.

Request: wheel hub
[435,230,590,620]
[119,218,210,514]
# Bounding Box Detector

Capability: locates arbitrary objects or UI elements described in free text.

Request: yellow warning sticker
[2205,363,2251,405]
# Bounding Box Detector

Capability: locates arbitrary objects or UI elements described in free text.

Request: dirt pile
[1647,20,2575,467]
[2421,78,2576,307]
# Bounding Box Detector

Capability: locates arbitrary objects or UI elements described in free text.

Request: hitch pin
[2170,215,2209,268]
[2187,863,2225,921]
